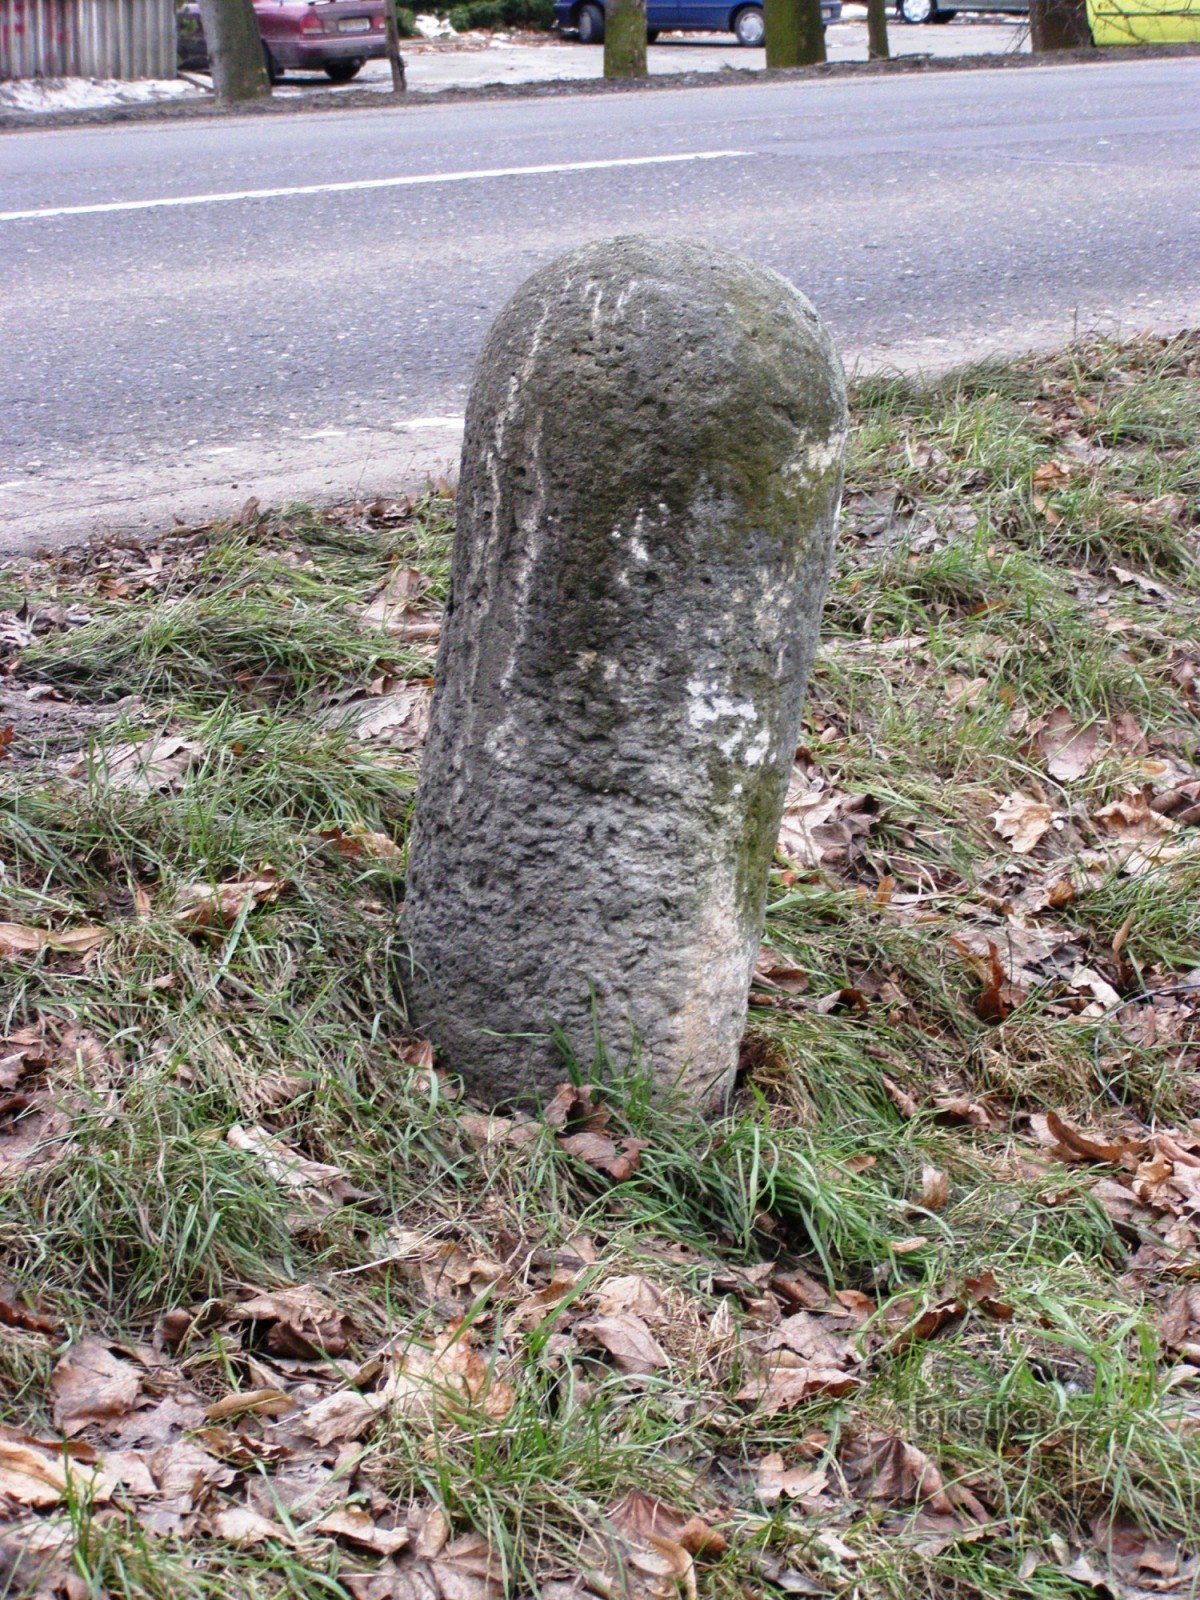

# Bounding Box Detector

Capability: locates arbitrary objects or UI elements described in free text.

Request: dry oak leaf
[577,1312,669,1375]
[595,1274,668,1321]
[1028,1111,1141,1167]
[1036,709,1100,783]
[920,1165,950,1210]
[991,793,1054,854]
[332,684,433,748]
[321,824,404,866]
[736,1351,862,1415]
[0,922,108,958]
[755,1452,829,1506]
[50,1340,144,1437]
[777,766,878,870]
[842,1430,987,1521]
[0,1430,114,1507]
[173,873,283,931]
[558,1129,648,1181]
[231,1284,358,1360]
[95,734,203,795]
[316,1502,412,1556]
[608,1488,726,1558]
[210,1504,290,1546]
[226,1123,360,1213]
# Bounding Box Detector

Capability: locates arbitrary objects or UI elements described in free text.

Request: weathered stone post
[403,236,846,1110]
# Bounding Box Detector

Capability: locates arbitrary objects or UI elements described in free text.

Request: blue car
[553,0,842,46]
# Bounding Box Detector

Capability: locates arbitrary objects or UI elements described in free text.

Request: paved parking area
[271,10,1029,95]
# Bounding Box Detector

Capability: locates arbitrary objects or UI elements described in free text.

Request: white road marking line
[0,150,748,224]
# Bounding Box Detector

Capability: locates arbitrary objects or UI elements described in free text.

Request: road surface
[1,56,1197,549]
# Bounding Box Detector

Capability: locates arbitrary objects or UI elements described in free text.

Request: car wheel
[325,57,365,80]
[647,25,660,38]
[262,42,281,82]
[898,0,936,18]
[576,3,604,41]
[732,4,765,43]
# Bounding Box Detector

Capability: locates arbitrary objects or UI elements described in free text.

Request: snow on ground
[0,76,206,113]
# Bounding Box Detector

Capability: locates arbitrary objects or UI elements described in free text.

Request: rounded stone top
[465,235,847,545]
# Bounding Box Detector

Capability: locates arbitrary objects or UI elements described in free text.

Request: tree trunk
[866,0,890,56]
[765,0,827,67]
[1029,0,1092,48]
[383,0,407,90]
[604,0,648,76]
[198,0,271,102]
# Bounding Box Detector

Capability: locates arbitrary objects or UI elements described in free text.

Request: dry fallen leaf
[1036,708,1100,783]
[173,874,283,931]
[0,1432,114,1507]
[226,1123,359,1214]
[755,1452,829,1506]
[737,1351,862,1414]
[920,1166,950,1210]
[231,1284,358,1359]
[991,792,1054,854]
[577,1312,669,1375]
[321,824,404,866]
[51,1340,144,1436]
[316,1502,412,1556]
[0,922,108,958]
[95,734,203,795]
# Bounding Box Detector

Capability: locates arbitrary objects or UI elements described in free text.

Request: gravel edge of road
[2,39,1198,134]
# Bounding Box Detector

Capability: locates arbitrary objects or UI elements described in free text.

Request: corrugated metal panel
[1,0,176,79]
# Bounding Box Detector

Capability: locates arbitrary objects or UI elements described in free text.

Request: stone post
[403,237,846,1110]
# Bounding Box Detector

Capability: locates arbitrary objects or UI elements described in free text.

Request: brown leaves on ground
[0,922,108,959]
[359,564,443,643]
[841,1428,989,1524]
[89,733,204,795]
[991,792,1055,854]
[327,682,432,750]
[172,870,284,932]
[51,1340,144,1436]
[777,758,879,871]
[544,1082,649,1183]
[225,1122,363,1219]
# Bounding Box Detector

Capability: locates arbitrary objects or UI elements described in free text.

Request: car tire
[262,42,281,82]
[647,25,660,38]
[732,4,765,43]
[897,0,936,18]
[577,3,604,41]
[325,57,365,80]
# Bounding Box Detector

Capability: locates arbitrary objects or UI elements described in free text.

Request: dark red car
[178,0,388,83]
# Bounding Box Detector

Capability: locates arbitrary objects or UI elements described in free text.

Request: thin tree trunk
[866,0,890,56]
[765,0,827,67]
[1029,0,1092,48]
[383,0,407,90]
[197,0,270,102]
[604,0,647,76]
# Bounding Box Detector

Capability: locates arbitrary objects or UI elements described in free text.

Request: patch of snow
[413,12,457,36]
[0,76,206,113]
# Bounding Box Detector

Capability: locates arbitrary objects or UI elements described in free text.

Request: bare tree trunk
[197,0,270,102]
[383,0,407,90]
[765,0,827,66]
[1029,0,1092,48]
[604,0,647,76]
[866,0,890,56]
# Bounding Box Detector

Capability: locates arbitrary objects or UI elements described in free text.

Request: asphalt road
[1,57,1198,548]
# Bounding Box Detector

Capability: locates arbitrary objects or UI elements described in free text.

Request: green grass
[1,336,1199,1599]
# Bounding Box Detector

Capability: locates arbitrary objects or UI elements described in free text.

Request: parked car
[896,0,1027,21]
[177,0,387,82]
[554,0,842,46]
